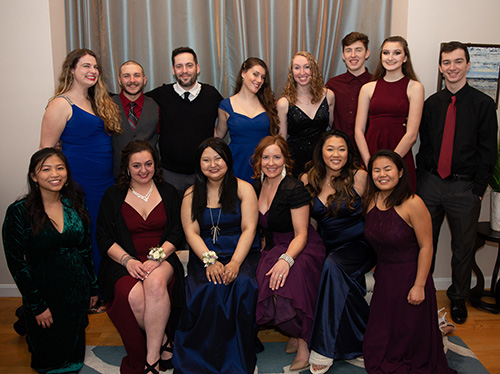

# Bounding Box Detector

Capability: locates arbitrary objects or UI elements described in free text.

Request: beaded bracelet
[122,255,136,267]
[279,253,294,268]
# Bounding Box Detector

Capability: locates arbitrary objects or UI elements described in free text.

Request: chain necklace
[209,207,222,244]
[130,182,154,202]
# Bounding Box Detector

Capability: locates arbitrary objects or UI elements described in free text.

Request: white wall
[392,0,500,289]
[0,0,65,295]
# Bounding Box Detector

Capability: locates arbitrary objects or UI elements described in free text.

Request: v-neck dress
[3,198,97,373]
[219,98,270,183]
[286,97,329,177]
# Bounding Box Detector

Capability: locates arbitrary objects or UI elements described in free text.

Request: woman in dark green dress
[2,148,98,373]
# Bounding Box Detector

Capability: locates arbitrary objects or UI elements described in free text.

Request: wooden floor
[1,291,499,373]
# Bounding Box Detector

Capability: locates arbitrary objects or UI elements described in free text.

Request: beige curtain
[66,0,390,97]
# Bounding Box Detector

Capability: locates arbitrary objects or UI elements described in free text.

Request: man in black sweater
[147,47,223,195]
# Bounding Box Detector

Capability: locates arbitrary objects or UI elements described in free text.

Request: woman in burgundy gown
[252,135,325,371]
[354,36,424,191]
[96,140,184,374]
[362,150,455,374]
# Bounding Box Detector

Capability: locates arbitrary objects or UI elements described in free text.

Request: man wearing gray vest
[112,60,159,180]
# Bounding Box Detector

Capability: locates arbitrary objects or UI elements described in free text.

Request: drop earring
[281,165,286,180]
[261,170,264,182]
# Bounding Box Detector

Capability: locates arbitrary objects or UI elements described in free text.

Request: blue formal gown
[172,202,261,374]
[219,98,270,183]
[309,192,376,360]
[60,100,114,272]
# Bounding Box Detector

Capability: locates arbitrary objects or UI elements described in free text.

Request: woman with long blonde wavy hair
[40,48,122,284]
[278,51,335,177]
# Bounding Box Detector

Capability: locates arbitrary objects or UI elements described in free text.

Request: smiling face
[128,150,155,186]
[261,144,285,180]
[241,65,266,94]
[71,54,99,88]
[291,55,312,86]
[342,40,370,75]
[439,48,470,88]
[118,63,147,98]
[172,52,200,89]
[200,147,228,182]
[322,135,348,175]
[31,155,68,194]
[381,41,407,73]
[371,156,402,193]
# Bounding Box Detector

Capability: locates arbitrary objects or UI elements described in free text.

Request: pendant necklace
[209,207,222,244]
[131,182,154,202]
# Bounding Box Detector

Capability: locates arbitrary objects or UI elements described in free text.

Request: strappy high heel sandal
[145,358,160,374]
[438,307,456,336]
[159,338,173,371]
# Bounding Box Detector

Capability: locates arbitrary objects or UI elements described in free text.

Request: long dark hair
[363,149,412,212]
[234,57,280,135]
[23,148,89,235]
[372,36,419,82]
[117,140,164,189]
[306,130,360,216]
[191,138,238,221]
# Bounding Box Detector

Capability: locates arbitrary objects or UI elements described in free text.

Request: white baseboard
[433,276,492,291]
[0,284,21,297]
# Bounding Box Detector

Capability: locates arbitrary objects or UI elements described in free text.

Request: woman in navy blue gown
[215,57,280,183]
[173,138,261,374]
[40,49,122,277]
[301,130,376,374]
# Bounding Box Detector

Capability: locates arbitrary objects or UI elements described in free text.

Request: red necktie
[437,96,457,179]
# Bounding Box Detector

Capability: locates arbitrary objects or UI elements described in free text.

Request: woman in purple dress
[252,135,325,371]
[354,36,424,191]
[362,150,455,373]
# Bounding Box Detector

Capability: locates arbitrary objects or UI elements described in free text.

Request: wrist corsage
[147,246,166,262]
[202,250,218,267]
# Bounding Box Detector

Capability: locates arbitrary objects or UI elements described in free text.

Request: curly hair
[23,148,90,236]
[282,51,325,106]
[234,57,280,135]
[116,140,164,189]
[251,135,294,180]
[50,48,122,135]
[306,130,360,217]
[372,36,419,82]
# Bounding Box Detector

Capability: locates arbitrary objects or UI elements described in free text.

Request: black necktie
[184,92,190,102]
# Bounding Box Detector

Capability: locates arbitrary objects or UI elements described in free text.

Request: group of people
[2,29,497,374]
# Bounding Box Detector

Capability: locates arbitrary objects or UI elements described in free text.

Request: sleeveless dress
[254,176,325,342]
[3,199,97,374]
[309,191,376,361]
[172,202,261,374]
[106,202,167,374]
[366,77,417,191]
[219,98,270,183]
[287,97,329,177]
[59,96,115,272]
[363,206,456,374]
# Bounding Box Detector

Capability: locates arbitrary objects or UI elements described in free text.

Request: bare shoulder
[300,173,309,186]
[403,194,429,216]
[408,80,424,94]
[326,88,335,101]
[237,178,257,200]
[277,97,290,111]
[182,186,194,202]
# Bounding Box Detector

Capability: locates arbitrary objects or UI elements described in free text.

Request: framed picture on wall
[437,43,500,108]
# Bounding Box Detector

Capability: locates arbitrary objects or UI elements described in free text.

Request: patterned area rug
[80,336,489,374]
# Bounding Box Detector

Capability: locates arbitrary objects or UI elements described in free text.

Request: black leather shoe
[450,299,468,324]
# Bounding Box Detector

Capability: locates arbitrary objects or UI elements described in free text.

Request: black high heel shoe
[159,339,173,371]
[145,358,160,374]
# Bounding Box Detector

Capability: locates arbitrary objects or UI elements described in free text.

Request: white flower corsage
[202,250,218,267]
[147,246,166,262]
